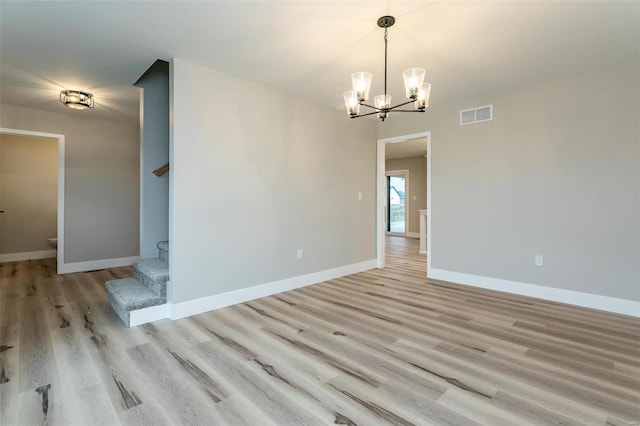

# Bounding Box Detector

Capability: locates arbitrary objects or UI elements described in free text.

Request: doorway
[0,128,65,273]
[386,170,408,235]
[376,131,431,271]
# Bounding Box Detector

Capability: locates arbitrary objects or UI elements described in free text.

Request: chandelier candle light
[60,90,94,110]
[344,16,431,121]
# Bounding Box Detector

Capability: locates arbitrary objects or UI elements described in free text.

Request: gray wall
[0,134,57,253]
[385,156,427,234]
[170,59,377,303]
[377,63,639,302]
[0,104,140,263]
[135,60,169,258]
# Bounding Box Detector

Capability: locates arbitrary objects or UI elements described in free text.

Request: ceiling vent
[460,104,493,125]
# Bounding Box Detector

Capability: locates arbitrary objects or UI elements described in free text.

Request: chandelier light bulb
[374,94,391,120]
[343,91,360,116]
[414,83,431,110]
[402,68,425,100]
[351,72,372,102]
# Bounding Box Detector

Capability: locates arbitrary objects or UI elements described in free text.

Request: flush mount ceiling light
[344,16,431,121]
[59,90,94,110]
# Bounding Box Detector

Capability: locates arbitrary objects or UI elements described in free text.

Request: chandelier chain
[384,27,388,98]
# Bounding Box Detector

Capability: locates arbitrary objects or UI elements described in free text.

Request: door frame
[385,169,409,236]
[0,127,65,273]
[376,131,431,270]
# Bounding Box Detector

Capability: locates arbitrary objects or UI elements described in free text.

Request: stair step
[157,241,169,262]
[106,278,166,327]
[134,258,169,297]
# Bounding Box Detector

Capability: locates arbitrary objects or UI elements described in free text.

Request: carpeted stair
[157,240,169,262]
[106,241,169,327]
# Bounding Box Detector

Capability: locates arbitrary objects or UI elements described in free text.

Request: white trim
[428,268,640,318]
[57,134,65,274]
[426,139,432,273]
[376,142,386,268]
[377,131,431,270]
[378,132,432,145]
[0,127,65,273]
[169,259,377,320]
[0,250,56,263]
[130,303,169,327]
[168,59,175,306]
[138,88,145,258]
[58,256,139,274]
[406,232,419,239]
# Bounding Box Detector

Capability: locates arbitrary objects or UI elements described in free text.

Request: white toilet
[48,238,57,249]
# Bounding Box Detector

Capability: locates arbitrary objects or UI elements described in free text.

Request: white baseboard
[0,250,57,263]
[169,259,377,320]
[59,256,139,274]
[428,268,640,318]
[406,232,420,239]
[130,303,169,327]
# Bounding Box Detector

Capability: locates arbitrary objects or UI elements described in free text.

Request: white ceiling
[1,1,638,124]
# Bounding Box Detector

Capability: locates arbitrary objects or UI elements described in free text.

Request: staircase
[106,241,169,327]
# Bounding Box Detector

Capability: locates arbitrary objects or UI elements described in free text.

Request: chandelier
[60,90,94,110]
[343,16,431,121]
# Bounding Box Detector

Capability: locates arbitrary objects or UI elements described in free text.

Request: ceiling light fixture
[344,16,431,121]
[60,90,94,110]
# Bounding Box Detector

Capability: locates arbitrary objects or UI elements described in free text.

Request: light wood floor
[1,236,639,425]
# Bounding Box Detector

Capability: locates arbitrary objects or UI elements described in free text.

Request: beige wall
[385,156,427,234]
[171,59,377,304]
[0,134,57,254]
[0,105,140,264]
[377,63,639,302]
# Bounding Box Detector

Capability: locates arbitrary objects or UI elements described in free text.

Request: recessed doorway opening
[376,131,431,272]
[0,127,65,273]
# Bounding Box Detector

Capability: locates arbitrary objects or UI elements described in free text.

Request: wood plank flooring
[1,236,639,425]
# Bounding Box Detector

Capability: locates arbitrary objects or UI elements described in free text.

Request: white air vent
[460,104,493,125]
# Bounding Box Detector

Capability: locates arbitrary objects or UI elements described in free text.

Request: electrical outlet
[535,255,543,267]
[358,192,363,201]
[297,249,303,260]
